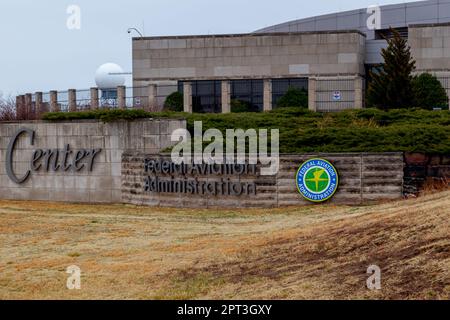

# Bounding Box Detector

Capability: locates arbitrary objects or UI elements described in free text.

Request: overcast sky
[0,0,413,96]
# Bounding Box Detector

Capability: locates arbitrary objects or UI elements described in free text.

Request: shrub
[412,73,449,110]
[276,87,308,108]
[41,108,450,155]
[230,99,258,113]
[43,109,154,122]
[164,91,183,112]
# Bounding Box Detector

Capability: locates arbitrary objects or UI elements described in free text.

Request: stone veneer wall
[0,119,186,203]
[122,153,404,208]
[404,152,450,195]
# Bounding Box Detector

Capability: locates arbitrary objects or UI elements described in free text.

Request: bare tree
[0,93,17,121]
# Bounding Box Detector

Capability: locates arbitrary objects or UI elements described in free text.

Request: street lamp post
[127,28,144,38]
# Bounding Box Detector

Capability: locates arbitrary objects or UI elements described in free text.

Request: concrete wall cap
[132,30,366,41]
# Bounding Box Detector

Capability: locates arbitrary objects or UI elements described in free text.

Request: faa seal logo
[296,158,339,203]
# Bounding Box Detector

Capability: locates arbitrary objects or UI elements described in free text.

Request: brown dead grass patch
[0,191,448,300]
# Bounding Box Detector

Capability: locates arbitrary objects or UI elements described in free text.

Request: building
[131,0,450,113]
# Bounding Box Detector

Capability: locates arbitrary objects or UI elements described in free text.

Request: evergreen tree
[367,28,416,110]
[412,73,449,109]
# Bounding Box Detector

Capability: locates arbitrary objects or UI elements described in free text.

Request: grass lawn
[0,190,448,300]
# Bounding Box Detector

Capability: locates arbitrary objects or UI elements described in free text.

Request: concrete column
[50,91,59,112]
[183,82,193,113]
[448,91,450,110]
[221,80,231,113]
[263,79,273,112]
[25,93,33,117]
[308,78,317,112]
[354,76,364,109]
[15,95,25,118]
[90,88,99,109]
[35,92,44,115]
[148,84,157,110]
[68,89,77,112]
[117,86,126,109]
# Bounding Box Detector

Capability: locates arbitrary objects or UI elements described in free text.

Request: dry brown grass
[0,191,448,300]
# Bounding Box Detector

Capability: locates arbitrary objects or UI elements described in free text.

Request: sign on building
[333,91,342,101]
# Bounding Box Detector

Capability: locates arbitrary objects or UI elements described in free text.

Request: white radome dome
[95,63,125,89]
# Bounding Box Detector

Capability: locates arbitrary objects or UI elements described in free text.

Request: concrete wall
[122,153,404,208]
[0,119,186,203]
[132,31,366,85]
[410,23,450,71]
[410,23,450,108]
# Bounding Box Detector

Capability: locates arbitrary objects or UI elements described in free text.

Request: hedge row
[41,108,450,154]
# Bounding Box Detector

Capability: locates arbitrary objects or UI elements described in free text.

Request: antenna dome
[95,63,125,89]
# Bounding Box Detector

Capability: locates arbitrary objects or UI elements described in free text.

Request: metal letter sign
[6,128,35,184]
[5,128,102,185]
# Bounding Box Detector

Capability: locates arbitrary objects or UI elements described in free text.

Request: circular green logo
[296,159,339,203]
[304,167,331,193]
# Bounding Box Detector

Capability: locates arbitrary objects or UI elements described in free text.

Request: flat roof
[132,29,366,41]
[255,0,447,38]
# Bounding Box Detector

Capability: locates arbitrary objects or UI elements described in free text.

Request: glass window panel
[272,78,308,108]
[188,80,221,113]
[230,79,263,112]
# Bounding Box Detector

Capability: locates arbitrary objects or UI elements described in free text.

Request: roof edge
[133,29,366,41]
[409,21,450,28]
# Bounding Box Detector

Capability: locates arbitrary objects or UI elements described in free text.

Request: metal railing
[14,74,450,119]
[315,78,359,112]
[15,84,179,116]
[155,84,179,111]
[435,75,450,109]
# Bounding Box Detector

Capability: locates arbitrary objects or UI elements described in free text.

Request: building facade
[132,0,450,112]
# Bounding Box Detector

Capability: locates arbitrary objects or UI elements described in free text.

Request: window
[375,27,408,40]
[231,79,263,112]
[178,80,222,113]
[101,89,118,100]
[178,78,308,113]
[272,78,308,107]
